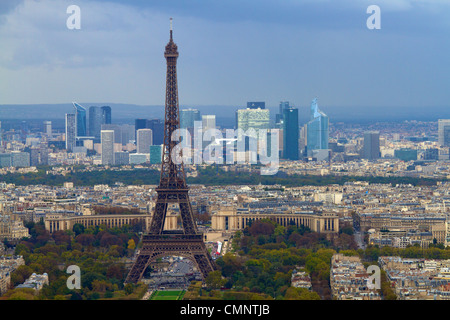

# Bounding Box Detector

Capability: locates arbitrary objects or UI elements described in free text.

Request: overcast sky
[0,0,449,110]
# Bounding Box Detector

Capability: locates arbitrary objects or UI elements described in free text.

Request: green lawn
[150,290,185,300]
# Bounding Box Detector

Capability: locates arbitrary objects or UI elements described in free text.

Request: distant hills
[1,103,449,126]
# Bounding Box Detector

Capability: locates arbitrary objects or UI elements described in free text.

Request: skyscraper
[43,121,52,136]
[306,98,329,157]
[150,145,163,164]
[135,119,164,145]
[363,131,380,160]
[135,119,147,132]
[147,119,164,145]
[101,124,122,145]
[65,113,76,152]
[180,109,201,129]
[202,115,216,131]
[201,115,217,149]
[90,106,112,141]
[236,107,270,156]
[73,102,87,137]
[236,108,270,133]
[137,129,153,154]
[283,107,299,160]
[89,106,103,140]
[121,124,136,145]
[276,101,290,126]
[438,119,450,147]
[101,106,112,125]
[101,130,115,165]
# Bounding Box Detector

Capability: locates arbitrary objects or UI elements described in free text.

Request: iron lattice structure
[125,21,216,284]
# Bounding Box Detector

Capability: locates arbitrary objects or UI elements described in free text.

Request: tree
[127,239,136,251]
[248,220,275,237]
[284,287,320,300]
[14,243,31,256]
[50,231,71,246]
[217,253,244,278]
[82,272,107,291]
[205,270,227,289]
[91,279,113,293]
[99,233,123,248]
[380,270,396,300]
[4,288,36,300]
[124,283,134,295]
[305,257,329,280]
[274,225,286,237]
[75,234,95,247]
[106,264,124,280]
[10,265,33,286]
[73,223,85,236]
[339,223,354,236]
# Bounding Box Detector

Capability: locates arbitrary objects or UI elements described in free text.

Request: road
[354,230,366,250]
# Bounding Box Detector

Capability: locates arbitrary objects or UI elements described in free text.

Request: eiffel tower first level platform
[125,233,216,284]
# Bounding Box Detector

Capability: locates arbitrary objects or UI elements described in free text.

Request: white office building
[101,130,115,165]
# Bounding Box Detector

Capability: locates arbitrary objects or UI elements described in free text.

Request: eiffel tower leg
[194,253,216,279]
[125,254,152,284]
[149,201,168,234]
[179,201,197,234]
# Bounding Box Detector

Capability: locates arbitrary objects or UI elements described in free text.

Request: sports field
[150,290,185,300]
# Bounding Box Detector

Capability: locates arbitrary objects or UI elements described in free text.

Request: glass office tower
[306,98,329,157]
[180,109,201,129]
[283,107,299,160]
[89,106,102,139]
[150,145,163,164]
[89,106,112,141]
[73,102,87,137]
[276,101,290,126]
[147,119,164,145]
[101,106,112,125]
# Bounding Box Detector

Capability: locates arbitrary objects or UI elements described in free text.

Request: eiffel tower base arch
[125,233,216,284]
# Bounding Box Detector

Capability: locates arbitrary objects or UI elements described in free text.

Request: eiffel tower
[125,19,216,284]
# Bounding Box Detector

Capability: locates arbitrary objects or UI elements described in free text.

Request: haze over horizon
[0,103,449,125]
[0,0,449,111]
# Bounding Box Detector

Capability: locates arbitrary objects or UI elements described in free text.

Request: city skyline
[0,0,449,111]
[3,0,450,307]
